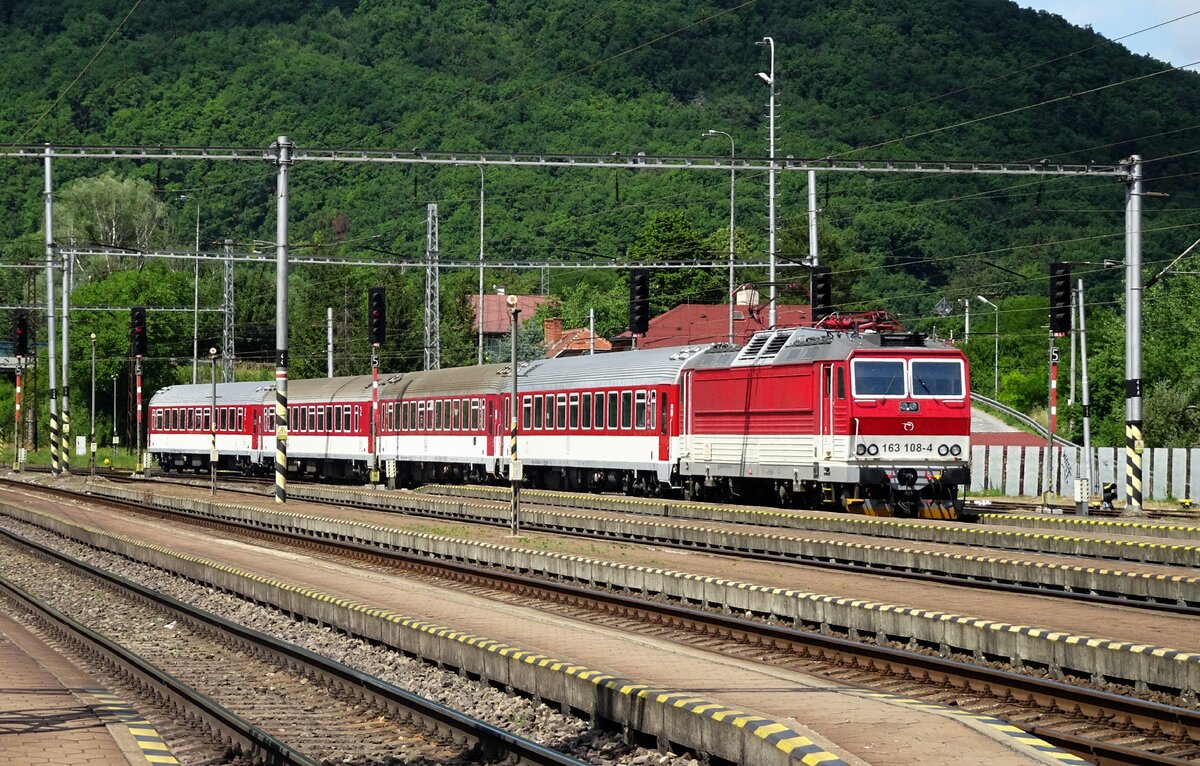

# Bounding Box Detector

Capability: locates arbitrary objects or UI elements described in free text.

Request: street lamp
[89,333,96,475]
[978,296,999,399]
[180,194,201,384]
[209,347,218,496]
[756,36,776,328]
[703,129,736,343]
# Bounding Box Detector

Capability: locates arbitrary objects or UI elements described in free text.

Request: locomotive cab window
[911,360,965,397]
[851,360,906,397]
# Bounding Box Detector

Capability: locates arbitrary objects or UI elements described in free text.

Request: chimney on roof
[544,317,563,346]
[735,287,760,306]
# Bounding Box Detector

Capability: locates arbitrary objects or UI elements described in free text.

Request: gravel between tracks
[0,516,699,766]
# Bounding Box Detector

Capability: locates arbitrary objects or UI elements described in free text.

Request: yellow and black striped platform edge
[417,484,1200,557]
[85,688,179,764]
[981,511,1200,536]
[22,510,846,766]
[849,690,1089,764]
[18,497,1200,700]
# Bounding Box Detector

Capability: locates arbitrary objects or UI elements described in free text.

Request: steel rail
[0,565,318,766]
[6,483,1196,766]
[0,525,588,766]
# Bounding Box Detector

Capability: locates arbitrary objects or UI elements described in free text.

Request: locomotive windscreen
[852,360,906,396]
[910,360,964,397]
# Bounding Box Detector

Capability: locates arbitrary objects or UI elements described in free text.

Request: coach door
[251,408,261,452]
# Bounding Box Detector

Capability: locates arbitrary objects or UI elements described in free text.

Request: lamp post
[180,194,201,384]
[703,129,736,343]
[978,296,999,399]
[89,333,96,475]
[209,347,218,496]
[756,36,776,328]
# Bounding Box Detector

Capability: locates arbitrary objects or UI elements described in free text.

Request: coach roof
[512,344,715,392]
[149,381,274,407]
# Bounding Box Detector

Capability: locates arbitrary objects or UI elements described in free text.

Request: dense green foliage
[1,0,1199,448]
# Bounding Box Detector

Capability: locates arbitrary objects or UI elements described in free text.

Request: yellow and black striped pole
[1125,420,1143,513]
[271,135,293,505]
[44,146,60,475]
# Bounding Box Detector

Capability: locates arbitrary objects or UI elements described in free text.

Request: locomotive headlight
[867,444,879,456]
[950,444,962,457]
[856,443,868,456]
[937,444,949,457]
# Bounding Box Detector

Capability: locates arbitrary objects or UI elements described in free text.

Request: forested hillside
[1,0,1199,449]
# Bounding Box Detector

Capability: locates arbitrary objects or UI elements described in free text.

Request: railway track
[0,522,589,766]
[112,472,1200,617]
[6,479,1200,766]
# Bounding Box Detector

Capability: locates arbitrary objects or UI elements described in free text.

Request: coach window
[607,391,618,429]
[354,406,360,432]
[523,396,533,430]
[186,409,193,431]
[635,391,647,430]
[343,405,352,433]
[468,399,477,431]
[168,409,175,430]
[594,392,605,430]
[217,408,225,432]
[649,391,657,430]
[621,391,633,429]
[544,394,555,429]
[569,394,579,429]
[557,394,567,429]
[532,395,543,430]
[311,406,318,431]
[581,393,592,429]
[268,408,275,431]
[660,396,669,435]
[204,408,211,432]
[452,400,461,431]
[415,401,424,431]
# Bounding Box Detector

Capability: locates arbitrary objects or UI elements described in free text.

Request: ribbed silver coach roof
[149,381,275,407]
[509,345,715,392]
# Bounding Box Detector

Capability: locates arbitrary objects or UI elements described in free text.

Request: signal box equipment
[13,312,29,357]
[1049,262,1071,334]
[811,266,833,321]
[131,306,148,356]
[629,269,650,334]
[368,287,386,345]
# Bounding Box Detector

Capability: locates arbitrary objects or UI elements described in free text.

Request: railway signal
[810,266,833,321]
[13,312,29,357]
[368,287,386,345]
[1049,262,1071,334]
[130,306,148,356]
[629,268,650,334]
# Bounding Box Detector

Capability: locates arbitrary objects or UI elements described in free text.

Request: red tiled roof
[623,303,813,348]
[468,294,550,334]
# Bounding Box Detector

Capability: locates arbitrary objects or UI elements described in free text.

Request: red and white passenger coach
[149,323,970,518]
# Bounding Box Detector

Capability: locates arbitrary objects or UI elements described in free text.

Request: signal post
[368,287,385,484]
[131,307,147,476]
[1046,263,1071,510]
[13,313,29,472]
